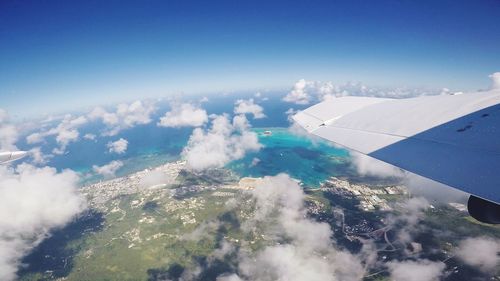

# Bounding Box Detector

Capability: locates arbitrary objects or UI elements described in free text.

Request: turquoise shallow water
[19,95,351,187]
[228,127,352,187]
[76,127,353,188]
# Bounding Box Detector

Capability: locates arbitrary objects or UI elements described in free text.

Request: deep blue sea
[16,94,356,187]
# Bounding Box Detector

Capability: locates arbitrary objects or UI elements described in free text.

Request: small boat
[263,130,272,136]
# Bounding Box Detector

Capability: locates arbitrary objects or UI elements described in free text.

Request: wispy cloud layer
[234,99,266,119]
[107,138,128,154]
[233,174,365,281]
[182,114,261,171]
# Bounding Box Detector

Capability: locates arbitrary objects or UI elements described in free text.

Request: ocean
[16,94,355,187]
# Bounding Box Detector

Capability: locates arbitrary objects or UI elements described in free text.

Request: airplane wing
[293,89,500,223]
[0,151,28,164]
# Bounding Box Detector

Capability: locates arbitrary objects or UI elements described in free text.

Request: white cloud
[232,174,366,281]
[0,164,85,281]
[26,114,88,154]
[28,147,51,165]
[157,103,208,128]
[385,197,429,244]
[182,220,221,242]
[234,99,266,119]
[349,153,468,204]
[282,79,315,104]
[25,132,43,144]
[88,107,118,125]
[232,114,250,131]
[350,152,404,178]
[25,99,154,153]
[455,236,500,273]
[250,157,260,167]
[107,138,128,154]
[53,129,79,154]
[0,109,8,124]
[283,79,442,105]
[92,160,123,177]
[0,109,18,151]
[182,114,262,171]
[88,100,156,136]
[387,259,445,281]
[139,169,174,188]
[489,72,500,90]
[83,133,96,141]
[217,274,244,281]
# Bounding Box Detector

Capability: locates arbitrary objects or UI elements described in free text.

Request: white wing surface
[293,90,500,205]
[0,151,28,164]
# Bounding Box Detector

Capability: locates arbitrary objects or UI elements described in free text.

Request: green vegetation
[19,170,500,281]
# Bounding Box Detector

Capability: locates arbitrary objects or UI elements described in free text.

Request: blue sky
[1,0,499,117]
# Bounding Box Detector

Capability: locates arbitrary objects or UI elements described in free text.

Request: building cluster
[81,160,186,211]
[322,177,407,212]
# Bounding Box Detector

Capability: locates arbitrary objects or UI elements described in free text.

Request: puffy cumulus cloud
[28,147,51,165]
[283,79,443,105]
[387,259,445,281]
[285,108,300,123]
[157,103,208,128]
[0,109,18,151]
[83,133,96,141]
[181,220,221,241]
[107,138,128,154]
[92,160,123,177]
[229,174,366,281]
[0,164,85,281]
[455,236,500,273]
[349,152,404,178]
[25,133,41,144]
[54,129,79,154]
[327,81,441,99]
[282,79,316,104]
[88,100,156,136]
[182,114,262,171]
[386,197,429,245]
[26,114,88,155]
[139,169,175,188]
[234,99,266,119]
[238,245,364,281]
[87,107,118,126]
[489,72,500,90]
